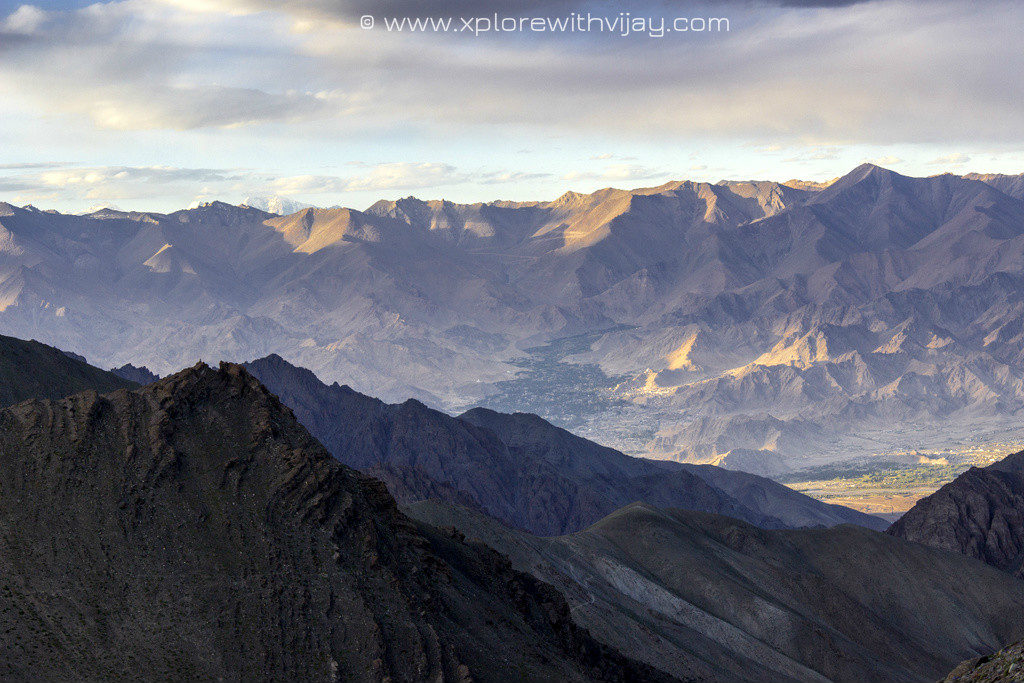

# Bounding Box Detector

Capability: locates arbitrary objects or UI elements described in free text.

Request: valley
[783,440,1020,515]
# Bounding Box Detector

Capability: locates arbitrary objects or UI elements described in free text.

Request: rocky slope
[408,500,1024,683]
[0,333,133,406]
[942,639,1024,682]
[887,449,1024,577]
[243,353,885,534]
[0,362,671,681]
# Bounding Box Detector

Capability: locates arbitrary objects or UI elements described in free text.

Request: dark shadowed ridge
[243,353,885,534]
[242,353,773,534]
[0,333,134,406]
[0,360,673,682]
[460,406,888,531]
[407,499,1024,683]
[888,449,1024,577]
[110,363,160,385]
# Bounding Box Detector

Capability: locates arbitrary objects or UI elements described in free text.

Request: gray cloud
[0,3,331,130]
[0,0,1020,146]
[0,162,76,170]
[164,0,879,21]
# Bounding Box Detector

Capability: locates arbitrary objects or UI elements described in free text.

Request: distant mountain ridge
[4,166,1024,470]
[243,353,886,533]
[110,363,160,384]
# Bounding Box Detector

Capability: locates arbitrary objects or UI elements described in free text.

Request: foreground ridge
[0,361,672,681]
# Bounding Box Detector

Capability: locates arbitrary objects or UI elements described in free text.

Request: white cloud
[928,152,971,166]
[867,155,904,166]
[0,165,245,206]
[3,5,47,33]
[562,164,667,183]
[272,162,464,194]
[0,161,554,209]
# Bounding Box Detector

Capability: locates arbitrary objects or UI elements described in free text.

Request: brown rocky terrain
[8,168,1024,469]
[942,640,1024,682]
[0,361,672,681]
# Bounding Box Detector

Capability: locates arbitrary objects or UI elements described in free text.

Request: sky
[0,0,1021,213]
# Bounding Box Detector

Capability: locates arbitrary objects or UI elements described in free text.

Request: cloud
[562,164,667,183]
[2,4,47,33]
[867,155,904,166]
[589,153,638,161]
[36,166,237,188]
[478,170,553,184]
[928,152,971,166]
[152,0,877,23]
[783,146,841,162]
[0,165,246,205]
[272,162,465,194]
[0,162,76,170]
[0,161,554,209]
[0,1,331,130]
[0,0,1021,159]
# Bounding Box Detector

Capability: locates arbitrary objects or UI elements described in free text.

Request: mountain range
[4,165,1024,473]
[889,449,1024,577]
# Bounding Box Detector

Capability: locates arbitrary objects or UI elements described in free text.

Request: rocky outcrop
[887,450,1024,577]
[942,640,1024,682]
[0,362,671,682]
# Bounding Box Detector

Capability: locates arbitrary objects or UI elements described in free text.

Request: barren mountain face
[0,361,668,682]
[408,500,1024,683]
[3,165,1024,469]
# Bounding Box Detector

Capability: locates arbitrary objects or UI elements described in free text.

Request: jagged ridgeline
[0,358,668,681]
[6,166,1024,467]
[2,336,1024,682]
